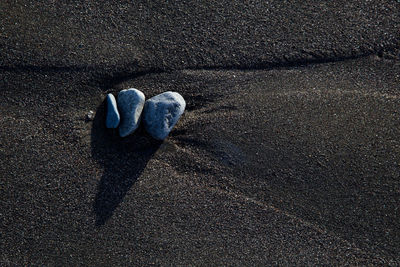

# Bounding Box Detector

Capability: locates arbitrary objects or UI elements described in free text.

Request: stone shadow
[91,99,162,226]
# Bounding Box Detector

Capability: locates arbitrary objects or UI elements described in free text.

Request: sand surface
[1,1,400,265]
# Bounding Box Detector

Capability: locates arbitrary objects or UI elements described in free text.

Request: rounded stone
[105,94,120,128]
[117,88,145,137]
[143,91,186,140]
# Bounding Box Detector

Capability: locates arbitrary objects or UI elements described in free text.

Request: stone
[117,88,145,137]
[143,91,186,140]
[86,110,95,121]
[105,94,120,128]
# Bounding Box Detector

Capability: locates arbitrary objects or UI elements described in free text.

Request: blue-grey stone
[117,88,145,137]
[143,91,186,140]
[105,94,120,128]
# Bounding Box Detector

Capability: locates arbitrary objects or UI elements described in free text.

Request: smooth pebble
[117,88,145,137]
[143,91,186,140]
[105,94,120,128]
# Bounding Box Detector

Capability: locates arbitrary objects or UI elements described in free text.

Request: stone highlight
[105,94,120,128]
[117,88,145,137]
[143,91,186,140]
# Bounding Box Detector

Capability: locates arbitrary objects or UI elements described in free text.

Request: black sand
[1,1,400,265]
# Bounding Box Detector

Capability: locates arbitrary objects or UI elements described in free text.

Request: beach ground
[1,1,400,265]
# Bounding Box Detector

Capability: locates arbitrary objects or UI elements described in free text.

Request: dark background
[1,1,400,265]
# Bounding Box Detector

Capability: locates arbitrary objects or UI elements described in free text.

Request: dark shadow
[91,99,162,226]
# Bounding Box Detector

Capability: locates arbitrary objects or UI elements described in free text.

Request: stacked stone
[105,89,185,140]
